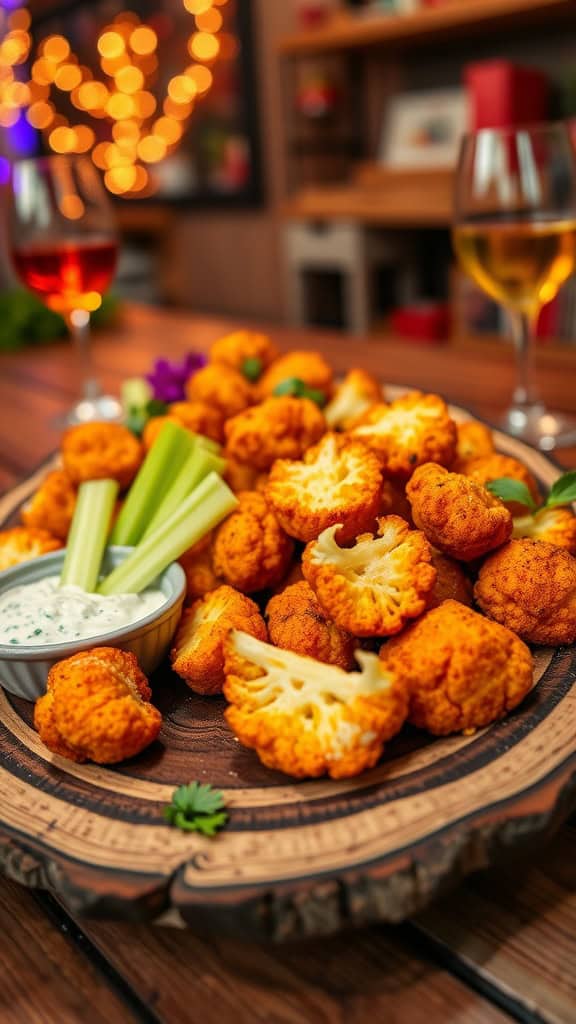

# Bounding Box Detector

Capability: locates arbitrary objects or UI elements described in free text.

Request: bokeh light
[98,31,126,59]
[129,26,158,56]
[189,32,220,61]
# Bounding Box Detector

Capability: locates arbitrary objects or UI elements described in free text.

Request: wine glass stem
[67,310,101,402]
[509,310,540,408]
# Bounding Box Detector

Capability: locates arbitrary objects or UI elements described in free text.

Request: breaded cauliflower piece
[428,550,473,609]
[459,453,540,516]
[302,515,436,637]
[266,432,383,543]
[381,479,414,524]
[258,350,334,401]
[171,585,267,695]
[224,631,408,779]
[143,402,225,450]
[179,535,221,602]
[380,600,533,736]
[324,369,383,431]
[213,491,294,593]
[21,470,77,541]
[62,422,143,490]
[225,396,326,471]
[513,507,576,555]
[224,451,268,494]
[210,329,279,378]
[454,420,495,465]
[185,363,255,419]
[407,463,512,562]
[34,648,161,764]
[475,539,576,646]
[266,581,356,670]
[0,526,62,572]
[350,392,457,479]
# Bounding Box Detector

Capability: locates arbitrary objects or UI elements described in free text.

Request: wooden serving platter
[1,418,575,942]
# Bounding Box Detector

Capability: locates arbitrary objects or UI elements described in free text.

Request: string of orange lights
[0,0,231,196]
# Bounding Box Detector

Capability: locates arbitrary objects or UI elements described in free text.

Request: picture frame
[379,88,469,169]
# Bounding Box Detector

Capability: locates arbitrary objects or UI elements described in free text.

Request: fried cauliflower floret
[475,539,576,646]
[350,392,457,479]
[454,420,495,465]
[258,350,334,401]
[223,451,268,494]
[62,422,143,490]
[302,516,436,637]
[213,491,294,593]
[266,581,356,670]
[380,600,533,736]
[185,363,255,419]
[324,369,383,431]
[224,631,408,779]
[34,648,161,764]
[210,329,279,377]
[171,585,267,695]
[143,402,225,450]
[513,506,576,555]
[21,470,77,541]
[428,550,473,609]
[459,453,540,516]
[179,536,221,602]
[0,526,62,572]
[225,397,326,471]
[406,463,512,562]
[266,433,383,543]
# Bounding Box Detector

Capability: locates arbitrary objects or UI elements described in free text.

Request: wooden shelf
[279,0,576,55]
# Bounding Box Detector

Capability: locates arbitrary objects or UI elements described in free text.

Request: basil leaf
[485,478,537,512]
[545,471,576,509]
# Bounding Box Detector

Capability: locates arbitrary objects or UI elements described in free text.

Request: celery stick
[60,479,118,593]
[99,473,238,596]
[141,446,227,541]
[111,421,194,547]
[196,435,222,455]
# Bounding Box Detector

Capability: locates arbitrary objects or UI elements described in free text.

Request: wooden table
[1,305,575,1024]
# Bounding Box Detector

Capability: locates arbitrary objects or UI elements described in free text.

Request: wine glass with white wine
[453,123,576,450]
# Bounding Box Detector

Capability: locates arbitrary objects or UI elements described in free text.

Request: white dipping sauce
[0,576,166,647]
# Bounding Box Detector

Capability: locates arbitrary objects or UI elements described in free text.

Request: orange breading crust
[428,550,473,610]
[454,420,495,465]
[0,526,62,573]
[143,403,225,450]
[513,507,576,556]
[302,515,436,637]
[258,349,334,401]
[266,581,356,670]
[474,539,576,646]
[185,363,255,419]
[62,422,143,490]
[179,536,221,602]
[380,600,533,736]
[171,585,267,695]
[406,463,513,562]
[34,648,161,764]
[459,453,540,516]
[209,329,279,374]
[324,368,383,431]
[224,396,326,471]
[212,490,294,593]
[223,451,269,494]
[350,392,457,479]
[266,432,383,543]
[21,470,77,541]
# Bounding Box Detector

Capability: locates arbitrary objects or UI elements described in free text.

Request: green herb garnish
[545,470,576,510]
[163,783,228,837]
[242,357,263,382]
[273,377,326,407]
[487,470,576,515]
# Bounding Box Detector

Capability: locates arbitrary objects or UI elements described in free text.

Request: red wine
[12,239,118,312]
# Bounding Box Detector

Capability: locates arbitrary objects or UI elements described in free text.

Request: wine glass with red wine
[8,155,121,424]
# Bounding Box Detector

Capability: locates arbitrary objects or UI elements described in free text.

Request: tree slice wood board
[1,409,575,942]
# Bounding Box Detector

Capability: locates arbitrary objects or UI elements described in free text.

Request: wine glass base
[500,405,576,451]
[67,394,123,425]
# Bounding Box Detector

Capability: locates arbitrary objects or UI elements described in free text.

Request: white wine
[453,219,576,314]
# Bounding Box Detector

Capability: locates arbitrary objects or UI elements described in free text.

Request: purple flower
[146,351,207,404]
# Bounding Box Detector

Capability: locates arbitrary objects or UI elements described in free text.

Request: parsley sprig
[273,376,327,408]
[163,783,228,837]
[486,470,576,515]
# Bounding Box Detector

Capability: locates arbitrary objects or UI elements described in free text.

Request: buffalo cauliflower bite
[350,392,457,479]
[224,631,408,779]
[21,470,77,541]
[266,432,383,543]
[428,550,473,609]
[62,422,143,490]
[224,451,268,494]
[266,581,356,670]
[143,402,225,450]
[454,420,495,465]
[475,539,576,646]
[380,600,533,736]
[185,363,255,419]
[324,369,383,431]
[210,330,279,377]
[459,453,540,516]
[34,648,162,764]
[179,536,221,602]
[0,526,62,572]
[513,506,576,555]
[302,515,436,637]
[213,491,294,593]
[171,585,267,695]
[225,396,326,471]
[407,463,513,562]
[258,350,334,401]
